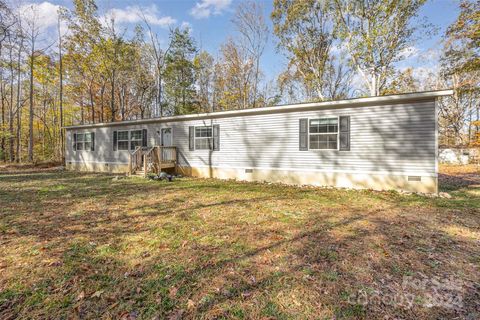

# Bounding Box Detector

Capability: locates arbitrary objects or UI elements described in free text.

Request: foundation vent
[245,168,253,173]
[408,176,421,182]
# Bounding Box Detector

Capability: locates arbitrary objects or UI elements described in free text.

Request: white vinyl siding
[66,101,437,177]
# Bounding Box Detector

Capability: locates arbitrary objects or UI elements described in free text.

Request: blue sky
[16,0,460,85]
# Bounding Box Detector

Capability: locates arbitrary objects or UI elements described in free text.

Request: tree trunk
[80,100,84,125]
[370,71,378,96]
[15,44,22,163]
[476,104,479,140]
[58,17,64,161]
[100,82,105,123]
[16,105,21,163]
[9,43,15,162]
[28,46,35,162]
[0,41,3,162]
[119,84,125,121]
[42,98,46,159]
[89,83,95,124]
[253,57,260,108]
[0,74,5,162]
[110,71,116,122]
[156,68,163,118]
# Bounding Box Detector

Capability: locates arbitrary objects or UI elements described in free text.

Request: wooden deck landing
[129,146,177,177]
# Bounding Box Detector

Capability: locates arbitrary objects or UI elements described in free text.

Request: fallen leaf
[76,291,85,301]
[168,287,178,299]
[187,299,195,310]
[48,261,62,267]
[168,309,184,320]
[91,290,104,298]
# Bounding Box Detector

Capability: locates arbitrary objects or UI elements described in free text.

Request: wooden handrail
[129,146,143,175]
[129,146,177,176]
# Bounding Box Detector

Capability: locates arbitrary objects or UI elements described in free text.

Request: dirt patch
[0,162,64,174]
[439,164,480,190]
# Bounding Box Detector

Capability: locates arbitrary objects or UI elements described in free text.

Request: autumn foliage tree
[0,0,478,162]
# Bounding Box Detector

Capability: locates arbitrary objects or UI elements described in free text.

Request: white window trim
[194,126,213,151]
[307,116,340,151]
[75,132,93,152]
[129,129,143,151]
[115,129,147,151]
[116,130,130,151]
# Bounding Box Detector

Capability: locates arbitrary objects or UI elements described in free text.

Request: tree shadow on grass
[0,171,479,319]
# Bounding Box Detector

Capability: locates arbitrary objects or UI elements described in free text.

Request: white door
[161,128,173,147]
[160,128,174,161]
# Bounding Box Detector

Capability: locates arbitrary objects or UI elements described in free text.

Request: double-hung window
[309,118,338,150]
[74,132,94,151]
[195,126,213,150]
[117,131,129,151]
[114,129,147,151]
[130,130,143,150]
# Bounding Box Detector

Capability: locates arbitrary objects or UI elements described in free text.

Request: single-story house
[64,90,453,193]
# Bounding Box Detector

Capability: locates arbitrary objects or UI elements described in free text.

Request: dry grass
[0,166,479,319]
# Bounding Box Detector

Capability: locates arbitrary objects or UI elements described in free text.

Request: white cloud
[104,5,176,27]
[419,48,441,63]
[18,1,62,31]
[190,0,232,19]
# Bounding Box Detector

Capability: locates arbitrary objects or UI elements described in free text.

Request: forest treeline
[0,0,479,162]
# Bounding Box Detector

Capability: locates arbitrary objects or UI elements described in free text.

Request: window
[195,126,213,150]
[114,129,147,151]
[309,118,338,150]
[117,131,129,151]
[75,133,94,151]
[130,130,143,150]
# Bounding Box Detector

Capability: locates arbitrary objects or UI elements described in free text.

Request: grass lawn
[0,165,479,319]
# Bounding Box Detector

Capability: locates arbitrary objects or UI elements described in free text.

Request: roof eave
[64,89,454,130]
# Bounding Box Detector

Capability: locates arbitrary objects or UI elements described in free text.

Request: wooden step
[132,170,145,176]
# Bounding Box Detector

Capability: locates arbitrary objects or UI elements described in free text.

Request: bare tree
[57,10,64,160]
[140,13,172,117]
[0,1,16,161]
[21,4,41,162]
[232,1,268,108]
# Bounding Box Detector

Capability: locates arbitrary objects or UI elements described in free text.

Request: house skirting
[66,161,129,174]
[177,166,438,193]
[66,161,437,193]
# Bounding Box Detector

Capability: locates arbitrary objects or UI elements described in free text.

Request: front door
[161,128,173,147]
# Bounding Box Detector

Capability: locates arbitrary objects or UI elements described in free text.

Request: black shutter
[189,126,195,151]
[213,125,220,151]
[91,133,95,151]
[299,118,308,151]
[113,131,117,151]
[339,116,350,151]
[73,133,77,151]
[142,129,148,147]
